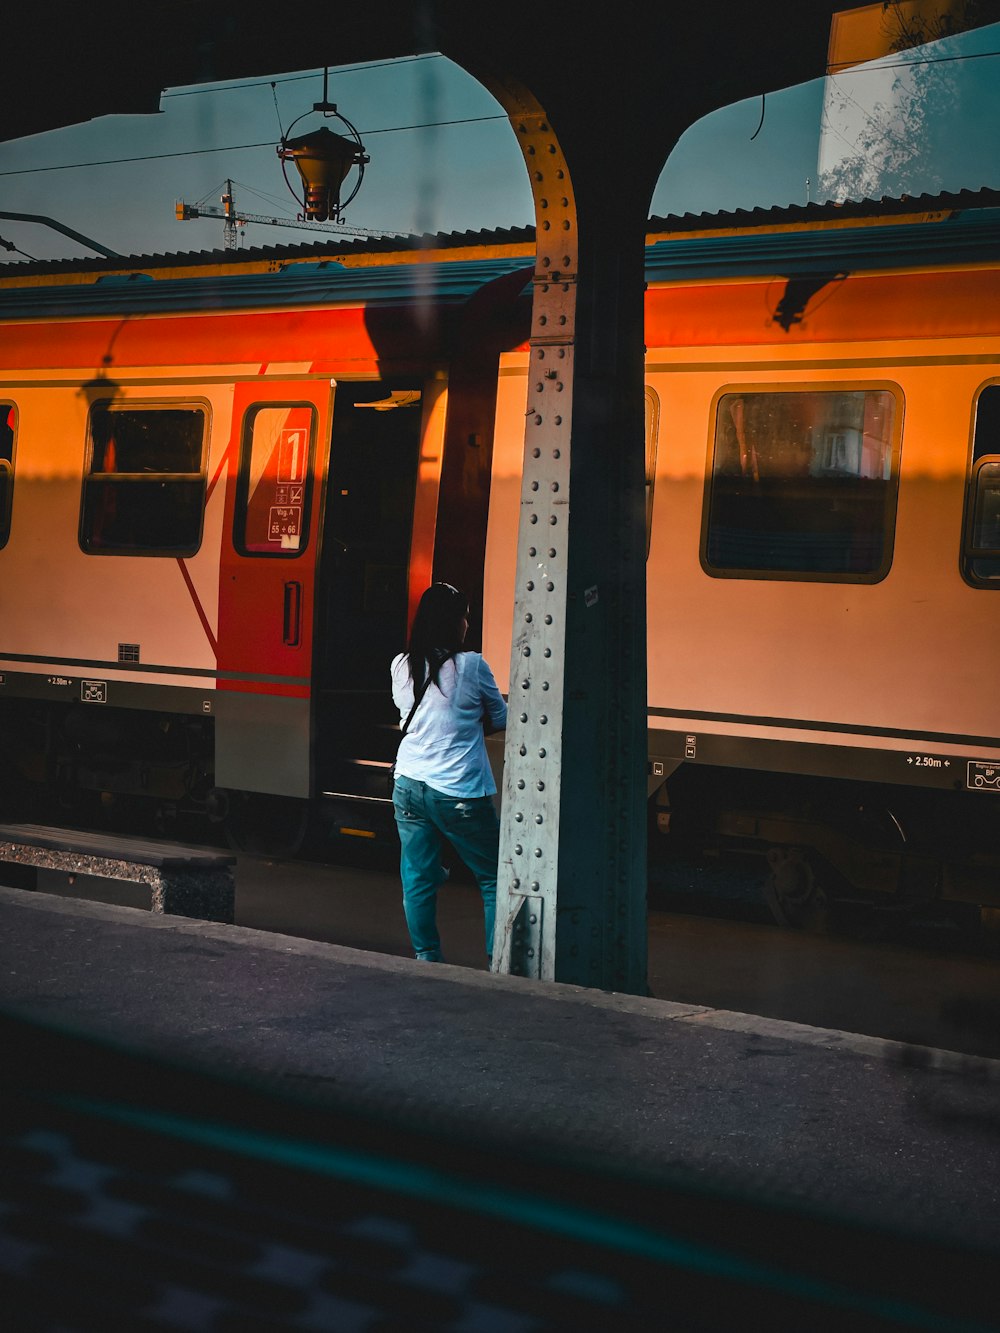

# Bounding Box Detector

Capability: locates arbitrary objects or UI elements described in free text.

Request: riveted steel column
[490,101,648,994]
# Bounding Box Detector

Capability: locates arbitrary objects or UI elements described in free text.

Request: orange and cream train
[0,198,998,921]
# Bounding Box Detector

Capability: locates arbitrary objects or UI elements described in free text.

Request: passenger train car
[1,193,998,925]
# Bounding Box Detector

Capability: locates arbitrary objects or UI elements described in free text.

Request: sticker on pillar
[685,734,697,759]
[584,585,599,607]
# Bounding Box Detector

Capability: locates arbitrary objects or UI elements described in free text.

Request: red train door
[215,379,332,799]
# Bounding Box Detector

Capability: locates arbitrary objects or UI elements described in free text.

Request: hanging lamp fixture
[277,67,369,223]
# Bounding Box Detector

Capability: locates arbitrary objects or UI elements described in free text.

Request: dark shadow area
[2,1007,996,1332]
[771,272,847,331]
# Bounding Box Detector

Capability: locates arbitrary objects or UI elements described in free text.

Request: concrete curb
[3,883,998,1083]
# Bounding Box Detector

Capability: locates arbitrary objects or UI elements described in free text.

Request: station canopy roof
[5,2,848,161]
[4,187,1000,283]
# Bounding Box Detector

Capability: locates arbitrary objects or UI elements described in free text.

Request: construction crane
[175,181,397,251]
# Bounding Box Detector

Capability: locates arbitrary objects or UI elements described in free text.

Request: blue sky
[0,56,529,261]
[2,23,1000,263]
[654,18,1000,216]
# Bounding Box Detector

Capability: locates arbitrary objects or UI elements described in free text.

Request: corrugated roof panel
[4,188,1000,284]
[647,186,1000,233]
[643,206,1000,282]
[0,255,535,321]
[0,225,538,279]
[4,189,1000,315]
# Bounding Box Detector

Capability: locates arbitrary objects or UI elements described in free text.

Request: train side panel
[483,262,1000,909]
[0,299,350,812]
[1,377,230,685]
[645,348,1000,778]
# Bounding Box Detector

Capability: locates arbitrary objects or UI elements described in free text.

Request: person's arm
[390,654,411,723]
[479,656,508,733]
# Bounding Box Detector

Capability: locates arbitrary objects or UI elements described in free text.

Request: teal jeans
[392,774,499,961]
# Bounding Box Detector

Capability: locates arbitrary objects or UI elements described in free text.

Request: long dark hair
[407,582,468,691]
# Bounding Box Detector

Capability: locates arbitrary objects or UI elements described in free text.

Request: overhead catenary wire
[152,41,1000,99]
[0,115,508,179]
[160,53,443,99]
[826,42,1000,76]
[4,39,1000,181]
[270,82,285,141]
[0,234,37,261]
[750,94,766,140]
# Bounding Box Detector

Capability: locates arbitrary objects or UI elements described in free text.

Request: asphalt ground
[230,846,1000,1063]
[2,879,999,1258]
[4,839,1000,1331]
[9,833,1000,1060]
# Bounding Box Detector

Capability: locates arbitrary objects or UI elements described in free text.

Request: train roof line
[0,255,538,320]
[646,185,1000,236]
[645,210,1000,282]
[0,225,537,281]
[3,187,1000,283]
[1,190,1000,320]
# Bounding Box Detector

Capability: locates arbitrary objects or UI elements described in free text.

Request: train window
[962,384,1000,586]
[80,403,208,556]
[0,403,15,549]
[703,388,899,581]
[234,404,316,556]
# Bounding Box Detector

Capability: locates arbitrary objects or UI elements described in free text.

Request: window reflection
[234,404,316,556]
[964,386,1000,585]
[705,389,898,580]
[80,404,207,556]
[0,403,15,549]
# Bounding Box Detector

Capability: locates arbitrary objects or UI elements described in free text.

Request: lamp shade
[278,126,367,221]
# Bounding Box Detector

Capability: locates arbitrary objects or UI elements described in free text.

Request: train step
[321,756,394,804]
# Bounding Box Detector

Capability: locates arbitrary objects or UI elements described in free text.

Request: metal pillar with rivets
[487,87,649,994]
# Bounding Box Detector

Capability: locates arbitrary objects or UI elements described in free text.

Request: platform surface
[1,882,998,1265]
[0,822,235,867]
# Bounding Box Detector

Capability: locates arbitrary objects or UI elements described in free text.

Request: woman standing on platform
[390,583,507,965]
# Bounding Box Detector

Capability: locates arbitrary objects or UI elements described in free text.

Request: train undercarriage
[653,765,1000,934]
[2,695,998,938]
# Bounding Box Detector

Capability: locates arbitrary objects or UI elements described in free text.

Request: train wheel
[224,792,310,861]
[763,846,830,932]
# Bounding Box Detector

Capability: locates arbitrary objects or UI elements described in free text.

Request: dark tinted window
[0,403,15,548]
[703,388,898,581]
[80,404,207,555]
[963,384,1000,585]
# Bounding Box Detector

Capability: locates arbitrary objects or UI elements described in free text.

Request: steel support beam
[486,87,649,993]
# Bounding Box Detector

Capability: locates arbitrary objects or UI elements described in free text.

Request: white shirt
[391,651,508,797]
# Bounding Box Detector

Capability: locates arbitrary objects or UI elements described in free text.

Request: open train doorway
[315,380,424,826]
